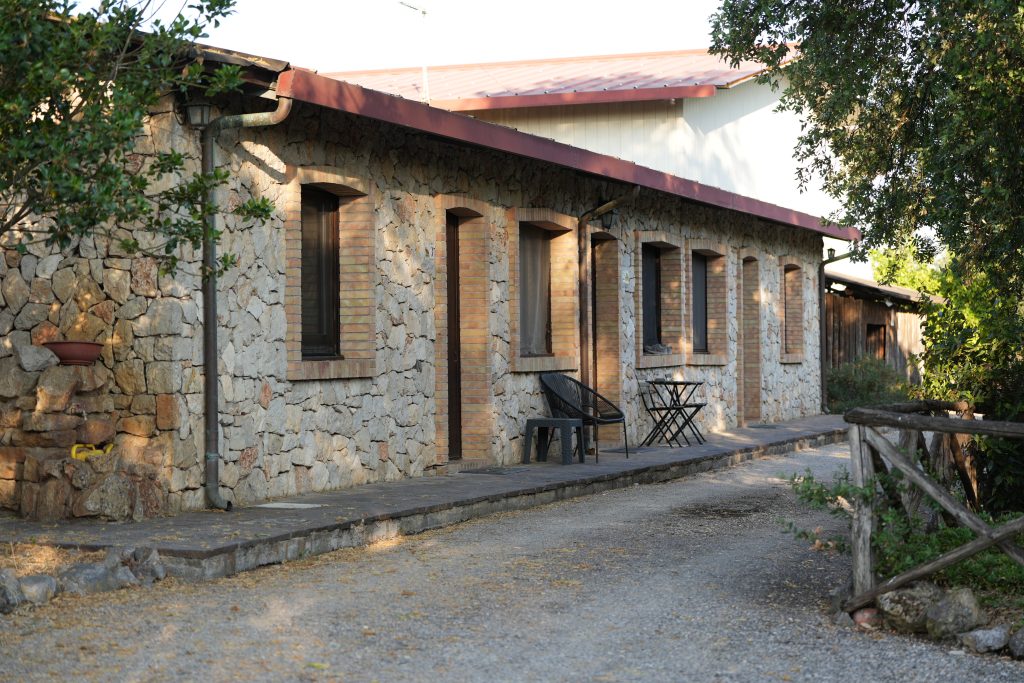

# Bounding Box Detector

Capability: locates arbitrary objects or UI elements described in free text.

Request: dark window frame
[300,186,341,359]
[691,252,709,353]
[641,243,663,351]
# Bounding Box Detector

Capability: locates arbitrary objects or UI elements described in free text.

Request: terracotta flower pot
[43,341,104,366]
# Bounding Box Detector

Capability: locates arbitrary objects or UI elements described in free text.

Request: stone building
[0,47,857,521]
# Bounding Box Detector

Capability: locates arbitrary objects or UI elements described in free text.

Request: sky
[194,0,725,71]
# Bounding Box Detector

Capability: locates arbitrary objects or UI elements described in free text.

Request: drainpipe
[819,247,854,413]
[577,187,640,392]
[200,95,293,510]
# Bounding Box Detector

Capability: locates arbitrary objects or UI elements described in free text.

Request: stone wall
[0,96,824,519]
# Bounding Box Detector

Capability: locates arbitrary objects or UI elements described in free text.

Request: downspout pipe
[577,186,640,390]
[200,95,293,510]
[819,248,854,414]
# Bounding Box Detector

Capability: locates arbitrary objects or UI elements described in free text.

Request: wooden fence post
[849,424,875,598]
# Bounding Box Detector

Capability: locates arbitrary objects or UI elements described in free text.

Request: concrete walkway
[0,414,846,581]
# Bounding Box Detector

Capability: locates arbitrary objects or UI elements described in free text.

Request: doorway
[446,211,463,460]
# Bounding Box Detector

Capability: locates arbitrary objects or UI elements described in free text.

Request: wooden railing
[843,401,1024,612]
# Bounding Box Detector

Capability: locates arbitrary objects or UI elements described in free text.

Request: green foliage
[787,468,1024,596]
[826,356,910,415]
[871,244,943,294]
[919,269,1024,512]
[710,1,1024,296]
[0,0,270,274]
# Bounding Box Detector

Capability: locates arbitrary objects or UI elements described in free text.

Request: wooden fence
[842,401,1024,612]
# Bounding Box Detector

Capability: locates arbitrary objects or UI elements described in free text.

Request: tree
[0,0,271,273]
[710,1,1024,295]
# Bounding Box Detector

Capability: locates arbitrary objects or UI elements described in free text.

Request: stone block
[102,268,131,304]
[113,359,146,395]
[18,574,57,605]
[35,365,80,412]
[134,299,182,337]
[0,479,18,509]
[13,430,77,448]
[76,418,116,445]
[130,394,156,415]
[90,300,116,325]
[73,473,135,520]
[0,356,36,399]
[22,412,82,432]
[2,271,29,314]
[35,254,62,280]
[119,415,156,437]
[30,321,59,346]
[34,477,72,522]
[64,312,107,342]
[146,362,179,393]
[72,275,105,311]
[14,343,57,373]
[0,568,24,614]
[51,268,76,303]
[29,278,54,304]
[131,258,159,297]
[0,406,22,429]
[155,394,181,430]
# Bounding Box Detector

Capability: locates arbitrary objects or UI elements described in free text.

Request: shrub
[827,356,910,415]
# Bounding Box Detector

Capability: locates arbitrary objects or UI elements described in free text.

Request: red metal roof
[324,49,775,111]
[277,70,857,241]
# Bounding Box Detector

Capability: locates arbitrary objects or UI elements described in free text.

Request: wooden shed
[824,272,931,383]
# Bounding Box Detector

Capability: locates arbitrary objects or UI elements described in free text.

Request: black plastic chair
[539,373,629,463]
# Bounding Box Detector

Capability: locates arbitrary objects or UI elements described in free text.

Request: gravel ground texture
[1,441,1021,682]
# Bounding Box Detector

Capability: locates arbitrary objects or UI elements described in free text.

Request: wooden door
[446,212,462,460]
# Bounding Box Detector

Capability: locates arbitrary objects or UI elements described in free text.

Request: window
[518,223,552,356]
[301,186,340,358]
[641,244,663,351]
[691,252,708,353]
[781,262,804,360]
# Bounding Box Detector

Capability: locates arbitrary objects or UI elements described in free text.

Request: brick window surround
[686,240,728,366]
[510,208,579,373]
[739,252,762,424]
[780,257,805,364]
[285,166,376,381]
[634,230,684,369]
[434,195,493,464]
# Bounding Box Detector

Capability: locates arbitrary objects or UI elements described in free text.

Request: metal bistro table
[640,379,707,447]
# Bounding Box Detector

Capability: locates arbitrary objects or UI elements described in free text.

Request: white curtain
[519,225,551,356]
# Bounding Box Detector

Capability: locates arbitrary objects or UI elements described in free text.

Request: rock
[134,299,183,336]
[119,415,155,437]
[115,297,148,320]
[51,268,77,303]
[30,321,59,346]
[926,587,985,639]
[960,624,1010,653]
[72,275,105,311]
[77,418,116,445]
[14,303,50,330]
[0,356,36,399]
[877,582,945,633]
[113,358,146,395]
[18,574,57,605]
[131,257,159,297]
[146,361,179,393]
[130,547,166,584]
[155,393,181,430]
[13,343,58,372]
[1009,628,1024,659]
[833,611,855,628]
[57,562,137,595]
[0,568,25,614]
[2,271,30,313]
[35,365,80,412]
[102,268,131,304]
[35,254,62,280]
[74,474,135,520]
[853,607,882,630]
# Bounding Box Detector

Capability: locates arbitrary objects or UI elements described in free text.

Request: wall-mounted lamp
[182,97,212,130]
[827,247,836,260]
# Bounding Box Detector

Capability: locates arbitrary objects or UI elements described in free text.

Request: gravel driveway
[1,441,1020,682]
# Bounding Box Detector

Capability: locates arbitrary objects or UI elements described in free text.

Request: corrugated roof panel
[325,48,776,106]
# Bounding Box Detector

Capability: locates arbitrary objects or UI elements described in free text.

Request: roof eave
[276,69,858,242]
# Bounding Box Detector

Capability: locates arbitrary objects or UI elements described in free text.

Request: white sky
[195,0,724,71]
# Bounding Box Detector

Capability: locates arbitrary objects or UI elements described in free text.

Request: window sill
[686,352,727,367]
[287,357,375,381]
[513,354,577,373]
[638,352,684,369]
[780,352,805,365]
